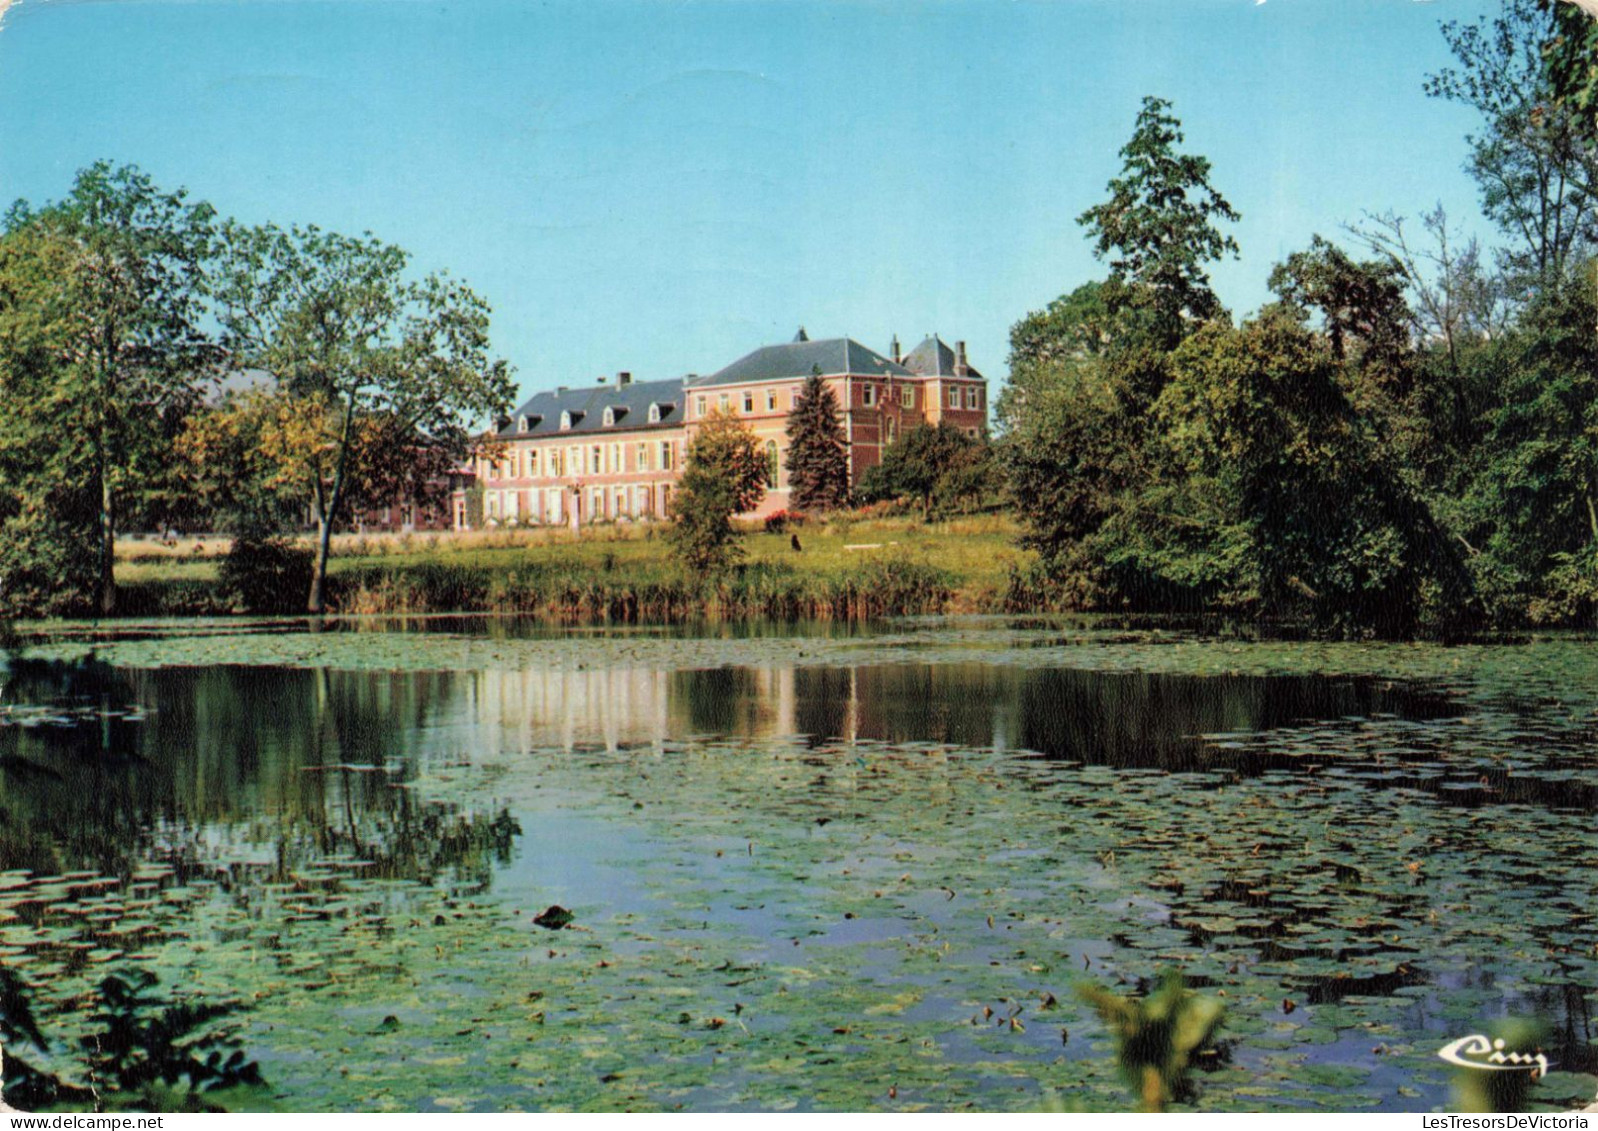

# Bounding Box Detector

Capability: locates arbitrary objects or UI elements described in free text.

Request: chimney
[597,375,607,383]
[890,334,901,364]
[955,341,968,376]
[556,385,567,393]
[618,371,632,386]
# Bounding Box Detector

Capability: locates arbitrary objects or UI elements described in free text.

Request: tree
[0,223,101,616]
[1461,271,1598,622]
[784,370,850,512]
[857,423,991,520]
[3,163,217,615]
[212,222,513,612]
[667,409,767,575]
[1427,0,1598,294]
[1077,96,1240,343]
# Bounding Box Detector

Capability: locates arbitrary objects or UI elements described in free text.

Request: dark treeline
[999,0,1598,635]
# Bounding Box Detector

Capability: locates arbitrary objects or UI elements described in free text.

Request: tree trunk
[308,511,335,614]
[307,395,358,615]
[97,422,116,617]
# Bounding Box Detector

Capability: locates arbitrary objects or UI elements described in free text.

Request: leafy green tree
[212,222,513,612]
[1461,271,1598,622]
[0,223,102,616]
[784,370,850,512]
[858,423,991,520]
[1078,96,1240,344]
[1427,0,1598,293]
[1007,281,1117,372]
[1153,310,1467,633]
[667,409,768,575]
[3,163,217,615]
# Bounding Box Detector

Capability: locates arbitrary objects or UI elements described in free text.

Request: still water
[1,623,1594,1111]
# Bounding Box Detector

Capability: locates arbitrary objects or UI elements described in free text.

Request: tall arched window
[765,440,779,487]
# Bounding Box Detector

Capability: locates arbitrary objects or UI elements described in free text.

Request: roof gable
[901,335,984,380]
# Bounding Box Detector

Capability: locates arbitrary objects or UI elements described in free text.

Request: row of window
[483,439,680,480]
[484,483,674,524]
[687,381,983,417]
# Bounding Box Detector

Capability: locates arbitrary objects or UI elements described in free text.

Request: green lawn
[114,515,1032,617]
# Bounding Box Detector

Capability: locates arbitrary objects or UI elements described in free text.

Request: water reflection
[0,660,516,883]
[0,658,1497,879]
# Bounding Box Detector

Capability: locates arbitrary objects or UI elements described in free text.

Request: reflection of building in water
[462,663,1016,753]
[468,667,674,753]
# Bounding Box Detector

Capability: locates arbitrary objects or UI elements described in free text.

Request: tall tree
[1427,0,1598,293]
[784,370,850,512]
[667,409,767,575]
[1077,96,1240,344]
[3,163,217,615]
[0,224,100,616]
[213,222,513,612]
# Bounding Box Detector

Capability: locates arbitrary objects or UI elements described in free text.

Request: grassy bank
[113,515,1030,621]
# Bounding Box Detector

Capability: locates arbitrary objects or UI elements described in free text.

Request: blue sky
[0,0,1496,396]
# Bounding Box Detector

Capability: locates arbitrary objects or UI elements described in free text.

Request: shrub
[218,532,314,614]
[762,509,807,533]
[0,505,98,619]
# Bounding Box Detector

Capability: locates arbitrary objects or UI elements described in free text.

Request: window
[886,418,896,444]
[637,442,650,472]
[965,387,979,410]
[648,403,661,424]
[603,407,615,427]
[948,387,960,408]
[661,440,675,471]
[863,384,877,407]
[695,395,706,417]
[592,445,603,474]
[765,440,779,487]
[718,393,730,412]
[900,386,915,408]
[743,392,754,413]
[766,390,777,411]
[560,410,572,430]
[517,415,528,432]
[528,449,540,477]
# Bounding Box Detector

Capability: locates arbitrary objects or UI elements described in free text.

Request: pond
[1,619,1595,1112]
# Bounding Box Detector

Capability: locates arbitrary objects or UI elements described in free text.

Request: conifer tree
[784,369,850,512]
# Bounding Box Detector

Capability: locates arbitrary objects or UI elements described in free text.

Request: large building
[469,330,987,528]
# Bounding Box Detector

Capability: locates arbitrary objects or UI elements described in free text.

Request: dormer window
[603,407,615,427]
[517,415,529,432]
[560,410,572,431]
[648,403,662,424]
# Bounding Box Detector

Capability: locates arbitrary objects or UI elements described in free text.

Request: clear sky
[0,0,1497,397]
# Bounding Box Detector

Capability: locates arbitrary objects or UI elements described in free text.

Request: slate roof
[691,337,913,388]
[900,335,984,380]
[499,376,683,439]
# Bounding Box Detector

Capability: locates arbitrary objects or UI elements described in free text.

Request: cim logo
[1439,1034,1552,1078]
